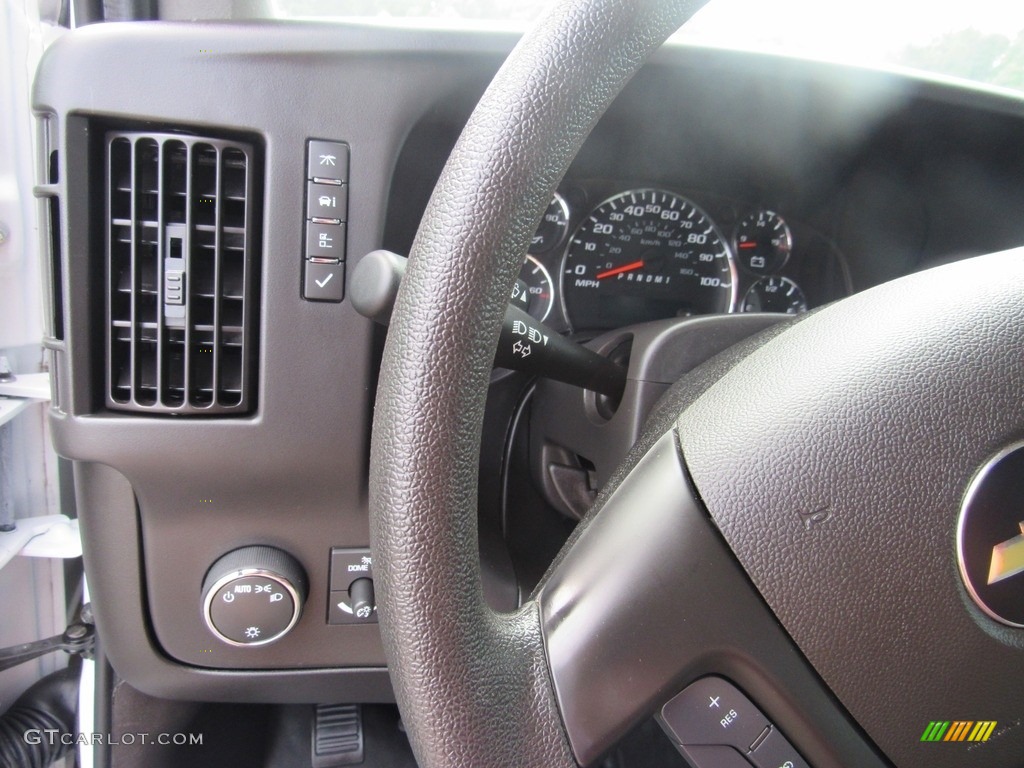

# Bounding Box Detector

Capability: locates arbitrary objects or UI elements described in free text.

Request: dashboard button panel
[304,140,349,302]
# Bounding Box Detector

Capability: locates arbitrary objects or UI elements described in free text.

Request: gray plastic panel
[34,21,512,699]
[74,461,393,702]
[33,19,1024,705]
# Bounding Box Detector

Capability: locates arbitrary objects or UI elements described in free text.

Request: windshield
[274,0,1024,93]
[681,0,1024,93]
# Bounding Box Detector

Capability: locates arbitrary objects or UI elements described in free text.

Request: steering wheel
[369,1,1024,766]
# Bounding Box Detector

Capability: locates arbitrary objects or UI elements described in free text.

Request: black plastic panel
[105,131,259,414]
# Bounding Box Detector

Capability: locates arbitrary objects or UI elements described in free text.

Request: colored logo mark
[988,522,1024,585]
[920,721,997,743]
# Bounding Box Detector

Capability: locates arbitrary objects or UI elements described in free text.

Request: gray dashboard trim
[74,461,395,702]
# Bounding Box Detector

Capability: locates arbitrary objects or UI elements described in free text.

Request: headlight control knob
[201,546,307,647]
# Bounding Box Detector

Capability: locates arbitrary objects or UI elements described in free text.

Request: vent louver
[106,132,259,415]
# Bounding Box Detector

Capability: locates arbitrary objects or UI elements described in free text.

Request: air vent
[106,132,259,415]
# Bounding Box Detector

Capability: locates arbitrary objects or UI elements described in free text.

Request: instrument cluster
[513,182,851,333]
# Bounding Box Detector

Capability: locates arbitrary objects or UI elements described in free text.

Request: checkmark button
[304,262,344,302]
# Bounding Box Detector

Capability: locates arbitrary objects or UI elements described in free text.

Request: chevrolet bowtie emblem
[988,522,1024,585]
[957,443,1024,628]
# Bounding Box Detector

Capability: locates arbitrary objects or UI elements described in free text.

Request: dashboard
[514,185,850,332]
[31,19,1024,708]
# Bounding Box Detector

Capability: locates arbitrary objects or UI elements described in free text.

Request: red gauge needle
[738,242,758,249]
[596,260,645,280]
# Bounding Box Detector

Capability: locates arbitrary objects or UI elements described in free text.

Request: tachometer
[528,193,570,255]
[562,189,735,330]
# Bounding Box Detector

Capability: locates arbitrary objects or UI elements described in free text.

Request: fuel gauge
[735,210,792,275]
[742,276,808,315]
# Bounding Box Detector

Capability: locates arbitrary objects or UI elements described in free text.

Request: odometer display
[562,189,736,330]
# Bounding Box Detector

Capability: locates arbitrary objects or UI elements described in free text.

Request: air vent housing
[106,132,259,415]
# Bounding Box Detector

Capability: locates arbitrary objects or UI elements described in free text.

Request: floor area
[105,680,687,767]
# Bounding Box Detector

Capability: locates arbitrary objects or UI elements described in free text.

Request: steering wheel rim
[369,2,704,765]
[369,1,1024,766]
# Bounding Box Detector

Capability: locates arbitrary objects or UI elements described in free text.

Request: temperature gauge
[511,255,555,322]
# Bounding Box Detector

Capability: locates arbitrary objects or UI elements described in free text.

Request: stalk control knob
[348,578,376,620]
[201,546,307,647]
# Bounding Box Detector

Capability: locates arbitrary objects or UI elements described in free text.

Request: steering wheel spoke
[536,431,882,767]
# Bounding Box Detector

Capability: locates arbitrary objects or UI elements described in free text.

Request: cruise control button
[681,745,755,768]
[304,262,344,303]
[307,181,348,221]
[307,140,349,182]
[661,677,771,752]
[306,221,346,260]
[748,727,810,768]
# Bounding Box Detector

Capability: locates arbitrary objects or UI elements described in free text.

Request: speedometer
[561,189,736,330]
